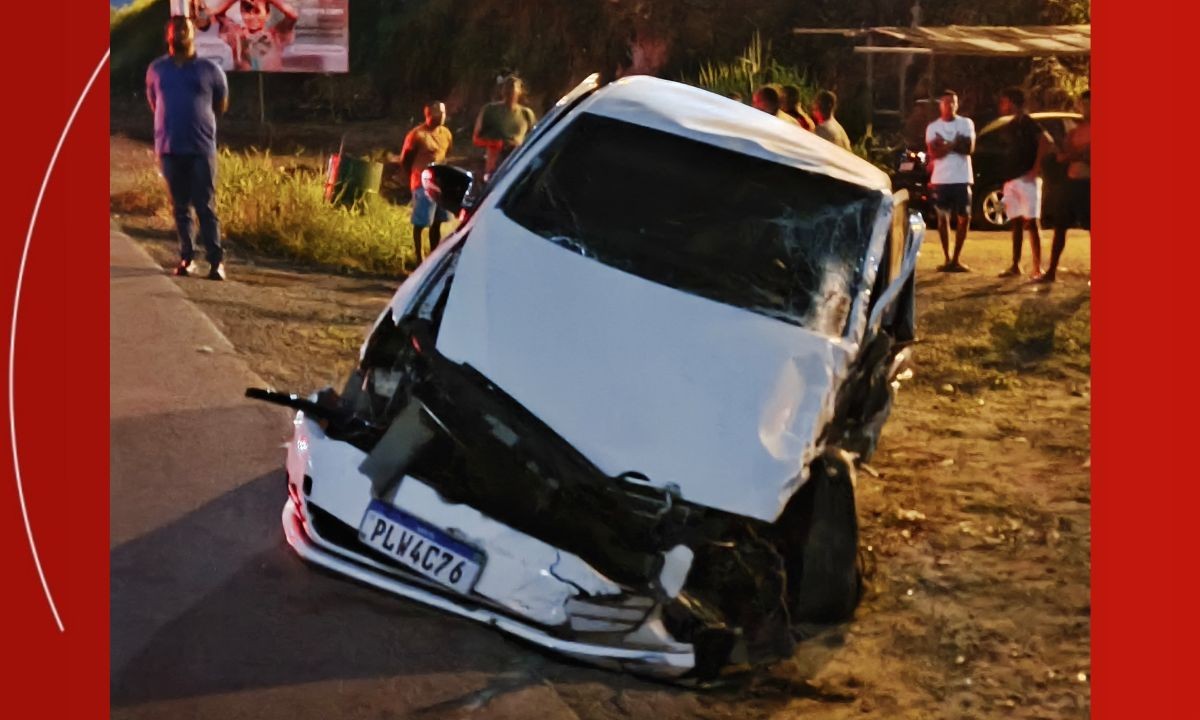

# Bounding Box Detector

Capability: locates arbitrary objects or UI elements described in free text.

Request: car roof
[576,75,892,192]
[979,111,1083,136]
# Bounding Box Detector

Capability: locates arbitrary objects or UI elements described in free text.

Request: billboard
[172,1,349,73]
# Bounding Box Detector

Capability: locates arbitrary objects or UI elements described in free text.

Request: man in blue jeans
[146,15,230,280]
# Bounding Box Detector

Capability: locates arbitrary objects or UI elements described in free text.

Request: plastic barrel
[325,154,383,207]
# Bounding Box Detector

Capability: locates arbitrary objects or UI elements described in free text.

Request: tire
[976,186,1008,229]
[785,452,862,624]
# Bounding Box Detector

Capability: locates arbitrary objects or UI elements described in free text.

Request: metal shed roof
[792,25,1091,57]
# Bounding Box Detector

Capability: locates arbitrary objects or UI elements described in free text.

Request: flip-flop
[997,267,1021,278]
[948,262,971,272]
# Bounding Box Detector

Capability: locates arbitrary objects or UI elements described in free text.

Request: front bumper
[282,414,696,678]
[282,500,695,677]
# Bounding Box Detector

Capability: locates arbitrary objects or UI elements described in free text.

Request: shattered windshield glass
[500,113,884,335]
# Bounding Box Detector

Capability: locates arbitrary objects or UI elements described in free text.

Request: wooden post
[865,33,874,130]
[928,53,936,100]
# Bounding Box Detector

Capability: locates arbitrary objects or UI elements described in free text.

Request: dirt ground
[111,133,1091,719]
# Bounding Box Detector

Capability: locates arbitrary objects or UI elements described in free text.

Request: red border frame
[0,1,1186,715]
[1092,0,1196,716]
[0,3,109,714]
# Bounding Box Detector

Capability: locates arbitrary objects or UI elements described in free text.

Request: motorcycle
[889,146,936,228]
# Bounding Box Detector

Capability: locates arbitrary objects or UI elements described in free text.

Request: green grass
[691,32,818,108]
[907,232,1092,394]
[113,149,418,274]
[688,32,879,164]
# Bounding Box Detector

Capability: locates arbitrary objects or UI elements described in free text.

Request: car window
[500,113,885,337]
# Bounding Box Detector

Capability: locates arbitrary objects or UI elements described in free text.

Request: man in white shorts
[996,87,1053,278]
[925,89,976,272]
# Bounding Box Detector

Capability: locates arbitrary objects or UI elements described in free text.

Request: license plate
[358,501,485,594]
[898,161,915,172]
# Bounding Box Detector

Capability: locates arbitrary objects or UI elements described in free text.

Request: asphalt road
[109,226,619,719]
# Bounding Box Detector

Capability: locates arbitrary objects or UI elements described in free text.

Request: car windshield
[500,113,884,335]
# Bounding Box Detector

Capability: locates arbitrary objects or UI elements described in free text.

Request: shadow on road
[113,466,515,704]
[110,404,840,718]
[110,265,170,281]
[110,461,699,710]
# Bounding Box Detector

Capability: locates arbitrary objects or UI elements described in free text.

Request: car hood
[432,211,855,523]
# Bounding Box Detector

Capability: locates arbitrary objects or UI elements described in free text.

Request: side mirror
[866,190,924,338]
[421,164,474,216]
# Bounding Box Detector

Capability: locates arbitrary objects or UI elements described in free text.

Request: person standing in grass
[752,86,801,126]
[399,101,454,266]
[473,76,537,180]
[996,86,1053,279]
[811,90,852,151]
[146,15,229,280]
[780,85,815,131]
[1039,90,1090,283]
[925,89,976,272]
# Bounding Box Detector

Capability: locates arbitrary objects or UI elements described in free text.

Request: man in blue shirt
[146,15,230,279]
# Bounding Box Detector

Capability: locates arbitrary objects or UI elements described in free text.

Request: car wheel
[783,451,862,625]
[978,187,1008,229]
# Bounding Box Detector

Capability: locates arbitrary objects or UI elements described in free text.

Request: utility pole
[899,0,922,114]
[913,0,934,100]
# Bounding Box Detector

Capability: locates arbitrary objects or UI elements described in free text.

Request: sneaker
[207,263,227,281]
[173,260,198,277]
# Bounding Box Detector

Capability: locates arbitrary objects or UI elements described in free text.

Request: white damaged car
[249,74,923,681]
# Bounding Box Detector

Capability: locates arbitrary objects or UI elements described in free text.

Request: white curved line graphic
[11,48,110,632]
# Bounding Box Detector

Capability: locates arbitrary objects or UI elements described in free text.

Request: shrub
[692,32,818,108]
[118,149,418,274]
[690,33,876,164]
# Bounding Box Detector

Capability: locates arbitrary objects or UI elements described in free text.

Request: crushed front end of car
[250,76,923,682]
